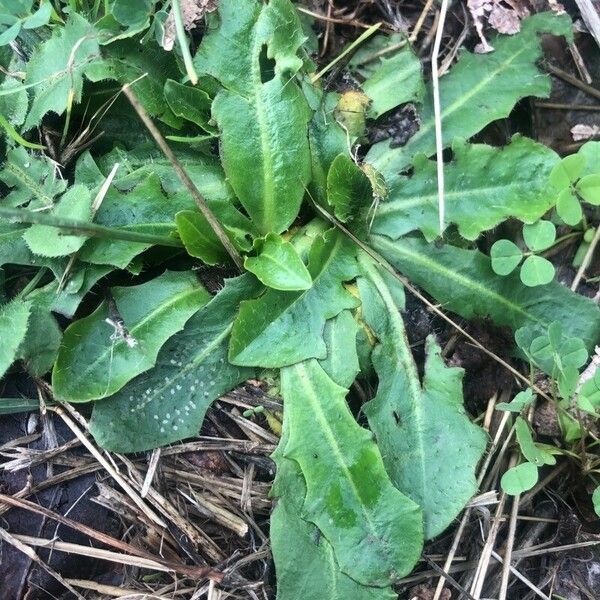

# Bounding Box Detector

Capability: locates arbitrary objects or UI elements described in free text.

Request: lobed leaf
[53,271,211,401]
[271,311,395,598]
[89,275,260,452]
[195,0,312,234]
[367,13,572,178]
[371,137,559,241]
[280,358,423,586]
[358,257,487,539]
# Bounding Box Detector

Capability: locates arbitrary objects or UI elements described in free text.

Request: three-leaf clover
[550,152,600,225]
[491,221,556,287]
[516,321,588,399]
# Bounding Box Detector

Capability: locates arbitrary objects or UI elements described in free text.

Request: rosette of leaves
[2,2,600,597]
[490,220,557,287]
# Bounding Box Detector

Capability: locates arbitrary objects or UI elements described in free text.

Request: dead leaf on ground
[408,584,452,600]
[468,0,529,53]
[572,124,600,141]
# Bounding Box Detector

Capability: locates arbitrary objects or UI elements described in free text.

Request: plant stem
[0,206,183,248]
[431,0,449,236]
[17,267,48,300]
[122,84,244,270]
[310,22,381,84]
[571,220,600,290]
[171,0,199,85]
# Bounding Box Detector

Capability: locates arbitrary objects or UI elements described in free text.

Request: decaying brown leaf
[162,0,218,51]
[572,123,600,141]
[468,0,529,53]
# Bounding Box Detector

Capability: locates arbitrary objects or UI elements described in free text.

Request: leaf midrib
[133,324,232,412]
[294,362,380,540]
[372,42,533,173]
[373,235,544,326]
[364,261,427,513]
[61,286,204,398]
[376,181,547,215]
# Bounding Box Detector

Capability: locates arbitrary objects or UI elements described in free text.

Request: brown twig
[0,494,222,580]
[0,528,87,600]
[544,62,600,102]
[122,84,244,270]
[535,101,600,111]
[296,6,391,31]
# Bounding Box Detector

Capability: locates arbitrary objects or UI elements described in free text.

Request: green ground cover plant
[1,1,600,597]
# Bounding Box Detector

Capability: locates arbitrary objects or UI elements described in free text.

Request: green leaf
[550,154,585,189]
[229,229,359,367]
[523,220,556,252]
[89,275,260,452]
[0,21,20,46]
[515,417,556,466]
[358,257,486,539]
[86,38,180,124]
[358,44,423,118]
[501,462,538,495]
[245,233,312,291]
[372,137,559,241]
[53,271,210,402]
[0,146,67,208]
[175,210,230,266]
[319,310,360,388]
[578,141,600,178]
[556,188,582,225]
[280,359,423,586]
[327,154,373,224]
[271,389,395,599]
[367,13,572,178]
[496,389,535,412]
[23,185,92,257]
[270,458,396,600]
[519,255,555,287]
[17,301,62,376]
[195,0,312,233]
[28,263,113,318]
[491,239,523,276]
[307,90,347,205]
[163,78,215,133]
[111,0,153,28]
[576,174,600,206]
[370,234,600,353]
[0,75,29,126]
[22,2,52,29]
[593,486,600,517]
[0,299,30,379]
[271,305,394,600]
[23,14,100,129]
[78,175,190,268]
